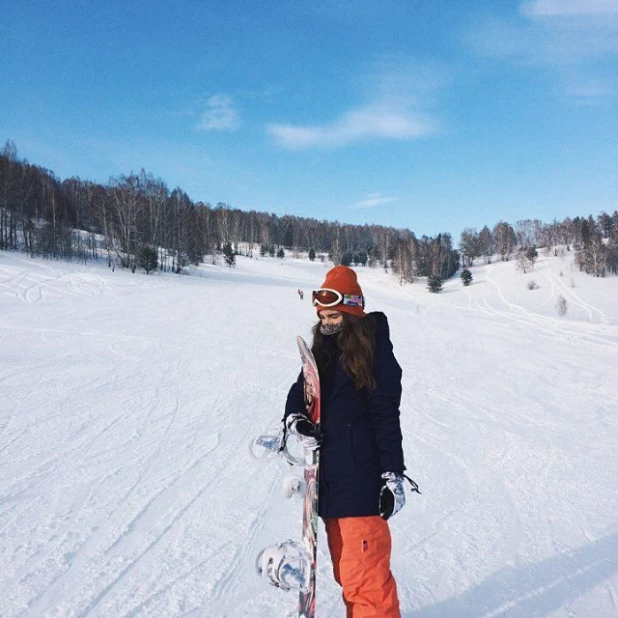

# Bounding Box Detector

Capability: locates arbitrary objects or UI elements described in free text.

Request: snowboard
[252,336,321,617]
[296,335,321,618]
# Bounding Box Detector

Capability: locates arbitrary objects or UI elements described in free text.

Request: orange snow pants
[325,516,401,618]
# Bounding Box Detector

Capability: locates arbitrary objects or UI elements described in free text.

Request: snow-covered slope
[1,249,617,618]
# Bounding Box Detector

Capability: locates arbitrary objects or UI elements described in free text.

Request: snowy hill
[1,249,617,618]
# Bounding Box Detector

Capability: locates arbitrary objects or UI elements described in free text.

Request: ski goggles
[312,288,364,308]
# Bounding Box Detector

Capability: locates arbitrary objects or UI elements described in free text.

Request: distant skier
[283,265,418,618]
[297,288,304,300]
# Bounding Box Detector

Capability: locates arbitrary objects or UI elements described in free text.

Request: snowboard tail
[298,450,318,617]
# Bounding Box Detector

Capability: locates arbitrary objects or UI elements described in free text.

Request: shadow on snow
[404,531,618,618]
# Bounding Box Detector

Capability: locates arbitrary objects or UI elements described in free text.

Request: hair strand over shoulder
[312,314,377,390]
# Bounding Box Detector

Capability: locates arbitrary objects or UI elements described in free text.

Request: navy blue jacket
[284,312,405,519]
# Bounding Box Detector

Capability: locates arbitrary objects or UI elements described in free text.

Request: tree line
[0,140,458,279]
[1,139,616,280]
[459,213,618,277]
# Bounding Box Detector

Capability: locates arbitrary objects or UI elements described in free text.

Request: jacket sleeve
[368,312,405,474]
[283,370,306,422]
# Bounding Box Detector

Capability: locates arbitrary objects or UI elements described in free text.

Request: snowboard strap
[403,473,421,494]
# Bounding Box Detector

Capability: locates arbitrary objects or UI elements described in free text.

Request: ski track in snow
[1,250,618,617]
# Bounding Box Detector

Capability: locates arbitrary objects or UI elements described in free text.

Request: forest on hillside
[1,140,617,280]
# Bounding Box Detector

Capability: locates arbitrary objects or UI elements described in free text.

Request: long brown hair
[312,313,377,390]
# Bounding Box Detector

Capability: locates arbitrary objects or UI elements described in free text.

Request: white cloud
[268,104,434,150]
[519,0,618,63]
[565,76,618,104]
[197,94,240,132]
[267,57,443,150]
[350,193,400,210]
[465,4,618,103]
[471,6,618,63]
[521,0,618,16]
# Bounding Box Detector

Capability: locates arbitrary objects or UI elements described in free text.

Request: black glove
[379,472,421,520]
[285,413,322,451]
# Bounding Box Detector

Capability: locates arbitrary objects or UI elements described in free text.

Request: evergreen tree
[355,250,368,266]
[341,252,353,266]
[525,246,539,267]
[427,275,443,293]
[223,242,236,267]
[461,268,473,286]
[277,247,285,259]
[139,246,159,274]
[308,247,316,261]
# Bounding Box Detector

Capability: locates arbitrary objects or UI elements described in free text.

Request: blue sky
[1,0,617,240]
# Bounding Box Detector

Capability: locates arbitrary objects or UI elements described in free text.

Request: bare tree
[216,202,232,247]
[460,228,481,266]
[330,223,342,265]
[392,234,415,283]
[517,252,529,273]
[494,221,516,261]
[478,225,494,262]
[108,174,144,271]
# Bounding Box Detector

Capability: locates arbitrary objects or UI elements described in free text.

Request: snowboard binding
[282,472,306,499]
[255,540,312,592]
[249,428,308,467]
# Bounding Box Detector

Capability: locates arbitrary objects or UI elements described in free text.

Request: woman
[284,265,417,618]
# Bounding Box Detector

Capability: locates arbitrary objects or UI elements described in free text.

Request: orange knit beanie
[315,265,365,318]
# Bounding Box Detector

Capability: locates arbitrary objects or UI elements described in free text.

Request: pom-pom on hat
[315,265,365,318]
